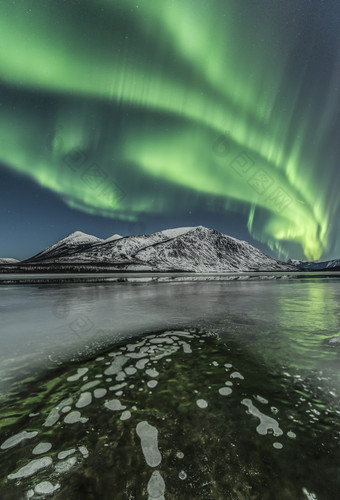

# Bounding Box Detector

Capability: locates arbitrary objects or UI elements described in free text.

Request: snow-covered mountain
[28,231,104,262]
[25,226,297,272]
[0,258,19,264]
[288,259,340,271]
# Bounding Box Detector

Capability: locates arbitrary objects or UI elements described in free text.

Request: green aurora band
[0,0,339,259]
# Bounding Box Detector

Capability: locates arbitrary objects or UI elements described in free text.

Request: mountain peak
[64,231,102,243]
[105,234,123,242]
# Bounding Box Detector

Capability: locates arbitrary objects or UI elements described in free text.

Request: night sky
[1,0,340,261]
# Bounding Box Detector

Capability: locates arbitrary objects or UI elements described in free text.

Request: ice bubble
[32,442,52,455]
[57,449,76,460]
[152,346,179,360]
[224,363,232,368]
[43,408,60,427]
[179,470,187,480]
[104,355,128,376]
[287,431,296,439]
[81,380,100,391]
[136,358,150,369]
[170,331,192,338]
[57,398,73,410]
[212,361,219,367]
[116,390,123,396]
[1,430,38,450]
[147,380,158,389]
[126,340,146,351]
[271,407,279,414]
[8,457,52,480]
[255,395,268,404]
[55,456,77,474]
[136,421,161,467]
[116,371,127,382]
[241,399,283,436]
[273,442,283,449]
[225,381,233,386]
[67,368,88,382]
[150,338,173,344]
[180,342,192,354]
[64,411,88,424]
[230,372,244,380]
[96,356,104,361]
[196,399,208,409]
[94,374,103,378]
[34,481,59,496]
[104,399,126,411]
[94,388,107,398]
[61,406,71,414]
[76,392,92,408]
[109,383,127,391]
[147,470,165,498]
[127,352,149,359]
[120,410,131,421]
[176,451,184,459]
[78,445,89,457]
[125,366,137,375]
[218,387,232,396]
[146,368,159,378]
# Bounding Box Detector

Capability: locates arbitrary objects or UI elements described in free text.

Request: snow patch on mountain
[0,258,20,264]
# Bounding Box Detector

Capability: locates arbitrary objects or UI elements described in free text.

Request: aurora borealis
[1,0,340,260]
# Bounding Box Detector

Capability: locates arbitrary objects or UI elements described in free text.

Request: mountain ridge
[21,226,297,272]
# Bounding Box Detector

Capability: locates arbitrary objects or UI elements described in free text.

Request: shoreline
[0,270,340,285]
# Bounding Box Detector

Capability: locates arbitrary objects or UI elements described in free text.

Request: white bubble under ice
[32,442,52,455]
[136,421,161,467]
[241,399,283,436]
[147,470,165,498]
[76,392,92,408]
[94,388,107,398]
[8,457,52,480]
[104,399,126,411]
[218,387,232,396]
[1,430,38,450]
[67,368,88,382]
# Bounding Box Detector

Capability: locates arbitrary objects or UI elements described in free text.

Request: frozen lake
[0,278,339,499]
